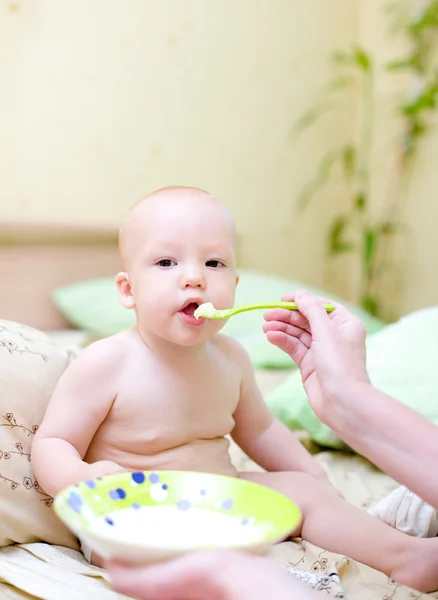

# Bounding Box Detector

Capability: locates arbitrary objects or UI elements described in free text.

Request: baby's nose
[182,269,205,288]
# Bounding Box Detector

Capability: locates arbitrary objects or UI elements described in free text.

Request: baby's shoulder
[70,330,134,376]
[211,333,252,370]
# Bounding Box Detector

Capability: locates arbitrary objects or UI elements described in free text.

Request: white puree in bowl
[88,506,269,548]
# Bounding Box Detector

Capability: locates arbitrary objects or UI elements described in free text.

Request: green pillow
[52,269,383,369]
[53,277,134,337]
[265,306,438,448]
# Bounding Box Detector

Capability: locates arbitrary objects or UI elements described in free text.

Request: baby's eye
[206,260,225,268]
[157,259,176,268]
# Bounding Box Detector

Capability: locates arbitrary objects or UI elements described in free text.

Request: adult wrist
[322,380,373,435]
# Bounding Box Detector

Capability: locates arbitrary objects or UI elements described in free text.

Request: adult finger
[263,308,310,332]
[262,320,312,349]
[107,553,222,600]
[293,291,336,338]
[265,331,309,367]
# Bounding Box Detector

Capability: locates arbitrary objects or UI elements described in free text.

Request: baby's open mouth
[181,302,200,316]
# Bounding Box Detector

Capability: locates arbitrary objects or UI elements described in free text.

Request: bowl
[54,470,301,564]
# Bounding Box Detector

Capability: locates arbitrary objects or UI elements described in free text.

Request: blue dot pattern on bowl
[67,491,83,514]
[109,488,127,500]
[61,472,257,531]
[132,472,145,485]
[149,477,169,503]
[177,499,191,511]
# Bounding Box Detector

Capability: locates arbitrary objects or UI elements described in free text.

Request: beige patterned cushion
[0,320,79,550]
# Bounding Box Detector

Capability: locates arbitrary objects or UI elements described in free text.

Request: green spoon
[194,301,335,320]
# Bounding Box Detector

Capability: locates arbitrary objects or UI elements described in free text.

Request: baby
[32,186,438,591]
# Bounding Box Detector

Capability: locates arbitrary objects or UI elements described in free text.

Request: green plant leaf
[380,222,395,235]
[353,46,372,72]
[296,150,339,212]
[328,216,354,255]
[361,295,380,316]
[410,1,438,33]
[379,221,409,235]
[324,76,355,92]
[292,101,334,137]
[331,47,372,72]
[403,118,427,153]
[363,228,377,276]
[402,88,438,115]
[342,145,356,178]
[355,192,366,211]
[386,56,417,71]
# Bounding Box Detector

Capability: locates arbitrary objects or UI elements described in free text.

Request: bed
[0,222,433,599]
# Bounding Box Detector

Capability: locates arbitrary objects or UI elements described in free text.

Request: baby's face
[122,196,239,346]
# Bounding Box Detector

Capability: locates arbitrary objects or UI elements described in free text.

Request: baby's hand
[85,460,126,480]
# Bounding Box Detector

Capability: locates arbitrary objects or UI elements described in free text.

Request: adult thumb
[108,554,221,600]
[293,291,334,339]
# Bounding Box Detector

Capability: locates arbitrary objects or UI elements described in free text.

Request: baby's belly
[86,437,238,477]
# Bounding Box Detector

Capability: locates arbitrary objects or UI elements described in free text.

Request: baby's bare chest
[101,359,241,447]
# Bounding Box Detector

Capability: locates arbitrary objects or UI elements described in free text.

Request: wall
[358,0,438,317]
[0,0,358,292]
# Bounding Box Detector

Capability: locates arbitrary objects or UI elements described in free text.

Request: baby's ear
[235,272,240,287]
[115,272,136,309]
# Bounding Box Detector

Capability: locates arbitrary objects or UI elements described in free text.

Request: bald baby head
[119,186,237,271]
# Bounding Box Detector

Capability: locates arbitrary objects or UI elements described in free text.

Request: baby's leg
[90,552,105,568]
[79,537,105,568]
[241,471,438,593]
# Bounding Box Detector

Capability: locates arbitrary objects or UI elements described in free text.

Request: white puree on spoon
[194,302,216,319]
[88,506,269,548]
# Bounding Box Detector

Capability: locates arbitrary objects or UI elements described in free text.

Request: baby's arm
[31,340,124,498]
[228,340,327,480]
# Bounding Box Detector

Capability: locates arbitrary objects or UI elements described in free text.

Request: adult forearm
[325,382,438,509]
